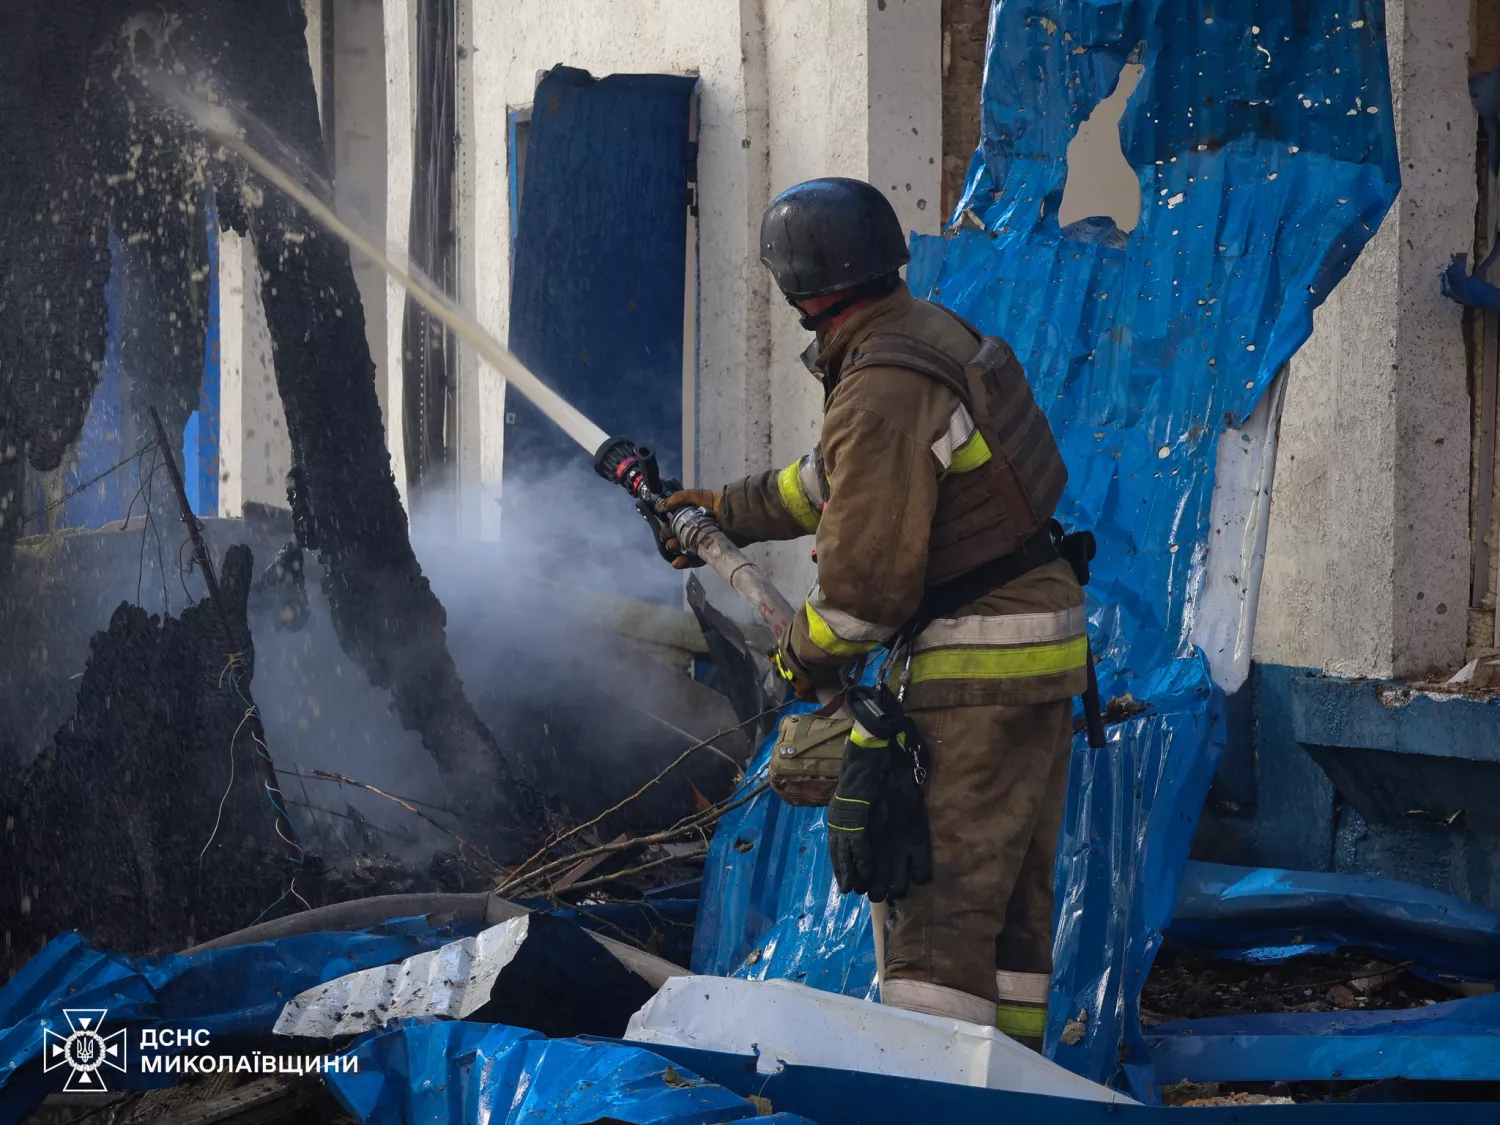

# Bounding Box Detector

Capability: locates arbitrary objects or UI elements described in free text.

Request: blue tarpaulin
[696,0,1399,1099]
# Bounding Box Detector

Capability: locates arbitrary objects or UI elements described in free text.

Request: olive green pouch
[767,712,852,807]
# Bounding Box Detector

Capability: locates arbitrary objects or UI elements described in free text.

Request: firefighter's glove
[826,730,890,896]
[868,749,933,903]
[657,489,723,569]
[840,684,933,903]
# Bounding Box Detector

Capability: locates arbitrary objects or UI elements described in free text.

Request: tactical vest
[841,329,1067,585]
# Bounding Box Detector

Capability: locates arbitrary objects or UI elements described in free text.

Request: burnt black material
[0,547,289,973]
[472,912,658,1039]
[0,0,545,860]
[759,177,910,300]
[176,1,543,858]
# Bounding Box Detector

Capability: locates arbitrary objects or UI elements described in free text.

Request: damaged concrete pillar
[1257,0,1476,679]
[217,230,292,517]
[750,0,944,595]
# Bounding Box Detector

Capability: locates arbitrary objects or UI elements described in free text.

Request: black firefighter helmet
[759,178,910,302]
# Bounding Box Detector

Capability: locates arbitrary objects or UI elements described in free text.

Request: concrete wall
[1255,0,1476,680]
[217,231,291,515]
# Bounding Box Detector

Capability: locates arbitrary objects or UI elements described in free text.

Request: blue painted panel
[1168,861,1500,981]
[1250,662,1338,871]
[506,67,694,478]
[1292,674,1500,763]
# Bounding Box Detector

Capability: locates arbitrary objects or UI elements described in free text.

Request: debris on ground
[1142,947,1456,1024]
[1161,1082,1294,1106]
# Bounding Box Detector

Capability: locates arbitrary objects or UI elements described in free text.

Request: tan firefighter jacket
[716,282,1087,710]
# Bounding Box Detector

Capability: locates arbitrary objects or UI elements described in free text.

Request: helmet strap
[794,290,865,332]
[791,271,902,332]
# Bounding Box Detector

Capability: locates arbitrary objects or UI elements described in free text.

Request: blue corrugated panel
[324,1021,790,1125]
[1169,861,1500,980]
[1148,993,1500,1083]
[696,0,1398,1098]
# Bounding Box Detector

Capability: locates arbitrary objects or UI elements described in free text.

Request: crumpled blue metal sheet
[1148,993,1500,1084]
[1167,861,1500,982]
[697,0,1397,1100]
[0,921,476,1125]
[323,1019,812,1125]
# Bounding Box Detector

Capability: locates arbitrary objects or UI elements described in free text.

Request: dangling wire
[200,705,253,863]
[17,439,158,528]
[221,654,305,869]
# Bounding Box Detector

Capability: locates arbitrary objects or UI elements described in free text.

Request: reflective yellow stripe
[908,635,1088,683]
[849,724,889,749]
[776,460,821,533]
[805,600,884,658]
[948,430,993,474]
[995,1002,1048,1038]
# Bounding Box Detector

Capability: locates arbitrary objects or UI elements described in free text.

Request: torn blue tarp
[1148,993,1500,1084]
[1167,862,1500,982]
[697,0,1398,1100]
[323,1019,809,1125]
[0,920,477,1125]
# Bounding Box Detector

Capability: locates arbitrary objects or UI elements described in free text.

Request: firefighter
[663,178,1087,1043]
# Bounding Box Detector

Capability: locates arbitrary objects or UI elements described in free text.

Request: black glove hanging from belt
[826,683,933,903]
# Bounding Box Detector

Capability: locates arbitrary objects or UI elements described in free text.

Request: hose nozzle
[594,435,663,502]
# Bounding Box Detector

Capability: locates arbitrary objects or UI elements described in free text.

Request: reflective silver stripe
[930,404,977,472]
[798,452,828,511]
[882,979,998,1026]
[913,604,1087,651]
[995,970,1051,1005]
[807,583,896,645]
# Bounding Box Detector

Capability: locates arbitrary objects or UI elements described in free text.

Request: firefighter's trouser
[880,698,1072,1034]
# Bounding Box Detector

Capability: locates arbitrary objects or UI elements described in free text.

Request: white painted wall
[1255,0,1475,679]
[217,231,291,516]
[382,0,414,512]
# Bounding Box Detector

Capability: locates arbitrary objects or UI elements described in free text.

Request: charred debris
[0,0,767,975]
